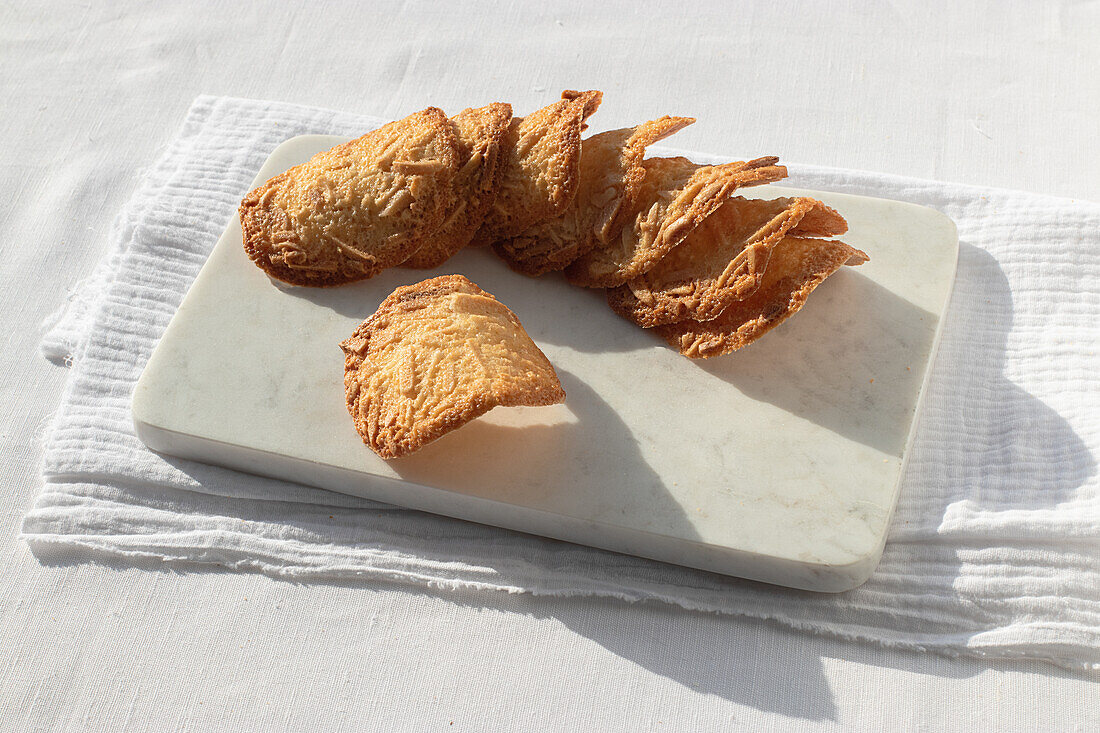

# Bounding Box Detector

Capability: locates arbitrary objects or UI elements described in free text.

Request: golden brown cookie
[492,116,695,276]
[240,107,460,286]
[563,155,788,288]
[607,197,848,326]
[340,275,566,458]
[402,102,514,269]
[654,237,869,358]
[475,90,604,243]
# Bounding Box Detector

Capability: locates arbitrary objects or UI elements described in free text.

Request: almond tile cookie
[656,237,869,359]
[402,102,514,269]
[240,107,460,286]
[492,116,695,276]
[607,197,848,327]
[563,155,788,288]
[475,90,603,243]
[340,275,566,458]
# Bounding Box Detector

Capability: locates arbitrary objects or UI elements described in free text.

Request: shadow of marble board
[133,135,959,592]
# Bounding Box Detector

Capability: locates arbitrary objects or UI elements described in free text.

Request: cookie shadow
[692,267,934,457]
[385,368,703,547]
[894,242,1096,526]
[275,247,659,354]
[269,265,426,320]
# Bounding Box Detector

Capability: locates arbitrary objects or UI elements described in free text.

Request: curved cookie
[564,155,788,288]
[655,237,869,359]
[340,274,566,459]
[608,197,848,327]
[493,116,695,277]
[402,102,514,269]
[240,107,460,286]
[475,90,604,243]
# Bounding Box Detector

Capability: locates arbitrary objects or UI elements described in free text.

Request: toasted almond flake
[394,159,445,174]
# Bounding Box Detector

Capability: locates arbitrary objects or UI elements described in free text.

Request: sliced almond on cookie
[340,275,565,458]
[564,155,788,288]
[655,237,868,359]
[493,116,695,276]
[608,197,847,326]
[402,102,514,269]
[240,108,460,286]
[475,90,603,243]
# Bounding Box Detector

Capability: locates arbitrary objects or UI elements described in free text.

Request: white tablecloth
[2,1,1097,730]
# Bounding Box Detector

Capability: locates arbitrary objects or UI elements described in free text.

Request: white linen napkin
[24,96,1100,671]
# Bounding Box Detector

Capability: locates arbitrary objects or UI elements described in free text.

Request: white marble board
[133,135,958,592]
